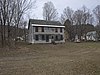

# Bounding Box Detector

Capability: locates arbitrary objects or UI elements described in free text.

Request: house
[86,31,98,41]
[28,19,65,44]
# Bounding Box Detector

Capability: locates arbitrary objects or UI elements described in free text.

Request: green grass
[0,42,100,75]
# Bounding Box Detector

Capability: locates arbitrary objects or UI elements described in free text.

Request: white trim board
[32,24,65,28]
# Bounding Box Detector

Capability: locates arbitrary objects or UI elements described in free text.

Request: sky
[29,0,100,20]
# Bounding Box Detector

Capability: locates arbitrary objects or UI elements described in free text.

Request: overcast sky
[30,0,100,20]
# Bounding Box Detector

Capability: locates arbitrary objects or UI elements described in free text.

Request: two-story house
[28,19,65,44]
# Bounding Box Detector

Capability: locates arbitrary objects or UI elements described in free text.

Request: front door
[51,35,55,43]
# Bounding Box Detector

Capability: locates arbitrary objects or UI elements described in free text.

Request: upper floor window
[44,27,49,32]
[60,28,62,32]
[35,27,38,32]
[55,28,58,32]
[41,27,44,32]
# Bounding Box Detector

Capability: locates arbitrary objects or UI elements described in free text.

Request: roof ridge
[29,19,62,26]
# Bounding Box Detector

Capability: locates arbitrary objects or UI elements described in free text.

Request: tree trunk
[0,19,4,47]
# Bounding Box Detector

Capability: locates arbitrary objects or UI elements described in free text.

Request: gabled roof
[29,19,62,26]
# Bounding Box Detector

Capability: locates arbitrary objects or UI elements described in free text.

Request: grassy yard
[0,42,100,75]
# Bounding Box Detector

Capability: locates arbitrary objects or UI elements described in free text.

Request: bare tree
[93,5,100,39]
[73,6,94,40]
[0,0,9,46]
[93,5,100,26]
[73,6,93,25]
[0,0,36,47]
[81,6,89,24]
[43,1,58,21]
[73,9,84,25]
[61,7,74,24]
[19,18,27,42]
[81,6,94,25]
[64,19,74,41]
[0,5,3,47]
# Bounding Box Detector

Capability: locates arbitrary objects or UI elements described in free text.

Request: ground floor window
[60,35,63,40]
[35,35,39,41]
[55,35,58,41]
[35,35,46,41]
[42,35,45,40]
[34,34,63,41]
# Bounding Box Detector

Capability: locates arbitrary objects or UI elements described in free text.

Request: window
[42,35,45,40]
[60,28,62,32]
[55,28,58,32]
[60,35,63,40]
[51,28,55,32]
[55,35,58,41]
[44,27,49,32]
[35,27,38,32]
[42,27,44,32]
[35,35,39,41]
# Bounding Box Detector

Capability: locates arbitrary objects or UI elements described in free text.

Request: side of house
[86,31,98,41]
[28,19,65,44]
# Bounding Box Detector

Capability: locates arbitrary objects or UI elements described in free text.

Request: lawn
[0,42,100,75]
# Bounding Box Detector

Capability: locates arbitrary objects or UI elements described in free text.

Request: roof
[86,31,96,36]
[29,19,62,26]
